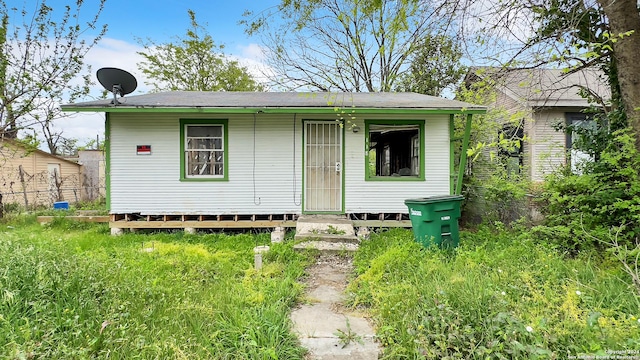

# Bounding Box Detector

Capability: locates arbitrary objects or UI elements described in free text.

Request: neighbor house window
[565,112,595,173]
[365,120,424,180]
[180,119,228,181]
[497,122,524,175]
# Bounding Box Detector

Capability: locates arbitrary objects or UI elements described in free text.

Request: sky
[8,0,534,149]
[8,0,282,147]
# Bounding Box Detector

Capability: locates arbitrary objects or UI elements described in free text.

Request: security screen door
[304,121,342,212]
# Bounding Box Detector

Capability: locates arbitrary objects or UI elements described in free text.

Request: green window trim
[364,119,425,181]
[179,119,229,182]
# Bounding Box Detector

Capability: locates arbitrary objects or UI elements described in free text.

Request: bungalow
[62,92,485,231]
[465,67,610,180]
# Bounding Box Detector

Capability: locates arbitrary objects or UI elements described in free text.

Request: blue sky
[9,0,528,145]
[96,0,278,48]
[8,0,282,143]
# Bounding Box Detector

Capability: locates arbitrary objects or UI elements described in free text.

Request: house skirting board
[106,212,412,230]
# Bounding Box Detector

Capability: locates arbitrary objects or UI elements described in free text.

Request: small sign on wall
[136,145,151,155]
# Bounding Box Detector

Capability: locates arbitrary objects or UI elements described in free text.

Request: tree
[395,34,467,96]
[137,10,264,92]
[459,0,640,152]
[0,0,107,154]
[243,0,457,92]
[596,0,640,151]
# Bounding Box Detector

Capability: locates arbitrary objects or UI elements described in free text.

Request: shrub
[464,169,531,226]
[538,129,640,249]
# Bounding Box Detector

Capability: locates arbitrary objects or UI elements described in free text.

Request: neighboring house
[0,140,83,207]
[62,92,485,229]
[465,67,611,181]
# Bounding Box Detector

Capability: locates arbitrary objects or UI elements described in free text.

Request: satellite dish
[96,67,137,105]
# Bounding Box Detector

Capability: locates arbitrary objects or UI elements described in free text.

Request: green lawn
[0,216,309,359]
[349,227,640,359]
[3,216,639,359]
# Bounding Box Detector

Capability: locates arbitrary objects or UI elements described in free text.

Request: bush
[538,129,640,249]
[464,169,531,226]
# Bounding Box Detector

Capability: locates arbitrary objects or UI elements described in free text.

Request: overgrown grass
[0,217,309,359]
[349,227,640,359]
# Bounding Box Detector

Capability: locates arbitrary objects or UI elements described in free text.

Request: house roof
[467,67,611,108]
[0,139,82,166]
[61,91,486,114]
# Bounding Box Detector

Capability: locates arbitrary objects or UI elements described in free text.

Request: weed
[334,318,363,348]
[348,227,640,358]
[327,225,346,235]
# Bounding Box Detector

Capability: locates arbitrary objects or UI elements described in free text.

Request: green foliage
[0,217,308,359]
[465,169,531,225]
[539,128,640,249]
[242,0,450,92]
[348,228,640,358]
[334,318,363,348]
[138,10,264,92]
[455,71,530,224]
[396,34,467,96]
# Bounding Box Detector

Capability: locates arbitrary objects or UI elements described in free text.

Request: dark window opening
[498,122,524,175]
[367,124,420,177]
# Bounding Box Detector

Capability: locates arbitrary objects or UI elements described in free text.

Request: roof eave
[60,105,486,115]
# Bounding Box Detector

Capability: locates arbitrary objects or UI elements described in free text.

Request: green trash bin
[404,195,464,249]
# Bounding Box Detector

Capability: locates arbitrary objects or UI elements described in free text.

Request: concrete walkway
[291,255,380,360]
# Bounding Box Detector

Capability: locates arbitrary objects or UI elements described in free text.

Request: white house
[63,92,485,230]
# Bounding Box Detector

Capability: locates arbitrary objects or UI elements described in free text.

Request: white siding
[109,112,450,214]
[529,110,567,181]
[110,113,303,214]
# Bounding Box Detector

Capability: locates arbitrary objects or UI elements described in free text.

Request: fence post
[0,193,3,218]
[54,170,63,202]
[18,165,29,208]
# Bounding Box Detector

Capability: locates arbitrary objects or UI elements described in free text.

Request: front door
[304,121,342,212]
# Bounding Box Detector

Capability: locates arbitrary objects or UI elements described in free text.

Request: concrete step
[293,240,359,253]
[294,215,360,254]
[294,233,360,244]
[295,215,356,237]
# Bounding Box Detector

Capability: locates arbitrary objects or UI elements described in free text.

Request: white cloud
[84,37,151,96]
[238,43,266,61]
[231,43,275,86]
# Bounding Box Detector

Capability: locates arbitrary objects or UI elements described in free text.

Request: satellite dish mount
[97,67,137,106]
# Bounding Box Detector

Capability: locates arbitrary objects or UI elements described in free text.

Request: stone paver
[291,255,380,360]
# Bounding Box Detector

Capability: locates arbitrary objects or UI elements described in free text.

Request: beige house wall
[487,90,581,181]
[528,110,568,181]
[0,141,82,207]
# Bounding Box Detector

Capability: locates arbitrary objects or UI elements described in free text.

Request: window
[365,120,424,180]
[497,122,524,175]
[180,119,228,181]
[565,113,596,173]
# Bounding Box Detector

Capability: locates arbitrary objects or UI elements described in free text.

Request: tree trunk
[598,0,640,150]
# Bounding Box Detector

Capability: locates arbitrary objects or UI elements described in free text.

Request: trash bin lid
[404,195,464,205]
